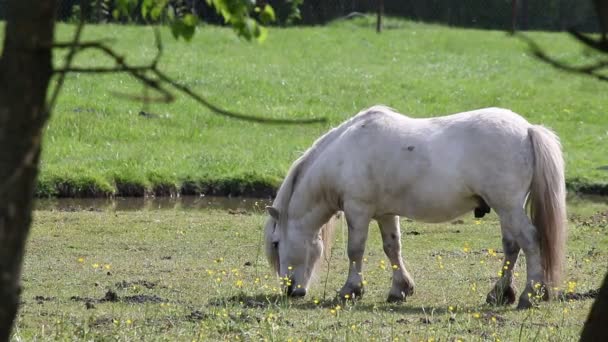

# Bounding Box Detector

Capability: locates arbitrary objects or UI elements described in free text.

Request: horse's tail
[528,125,567,286]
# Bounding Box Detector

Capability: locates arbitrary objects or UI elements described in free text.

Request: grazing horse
[264,106,566,309]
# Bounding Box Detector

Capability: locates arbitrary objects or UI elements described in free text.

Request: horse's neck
[287,182,335,232]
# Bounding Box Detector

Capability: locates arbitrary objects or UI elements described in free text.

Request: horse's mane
[273,105,394,217]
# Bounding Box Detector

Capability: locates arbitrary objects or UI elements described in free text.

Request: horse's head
[264,205,332,297]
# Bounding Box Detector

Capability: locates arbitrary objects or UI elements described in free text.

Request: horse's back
[430,108,535,200]
[312,106,535,221]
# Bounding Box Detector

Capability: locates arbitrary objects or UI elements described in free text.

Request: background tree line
[39,0,600,31]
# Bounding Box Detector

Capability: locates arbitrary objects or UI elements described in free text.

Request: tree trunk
[0,0,57,340]
[580,270,608,341]
[376,0,384,33]
[511,0,517,33]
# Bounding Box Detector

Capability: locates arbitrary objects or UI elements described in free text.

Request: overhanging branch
[518,33,608,83]
[51,29,327,125]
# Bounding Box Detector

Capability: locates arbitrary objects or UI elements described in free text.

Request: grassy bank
[14,199,607,340]
[39,17,607,197]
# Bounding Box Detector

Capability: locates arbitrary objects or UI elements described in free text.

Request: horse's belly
[392,193,479,223]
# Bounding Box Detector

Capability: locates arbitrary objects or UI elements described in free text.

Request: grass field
[35,17,608,197]
[13,197,607,340]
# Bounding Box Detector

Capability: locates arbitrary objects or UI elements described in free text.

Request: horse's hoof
[516,298,533,310]
[338,286,363,300]
[486,285,517,306]
[289,287,307,297]
[387,292,407,303]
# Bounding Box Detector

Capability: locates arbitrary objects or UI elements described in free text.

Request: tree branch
[51,29,327,125]
[517,33,608,82]
[568,29,608,54]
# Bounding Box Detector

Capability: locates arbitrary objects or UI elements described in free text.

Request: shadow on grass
[206,292,519,317]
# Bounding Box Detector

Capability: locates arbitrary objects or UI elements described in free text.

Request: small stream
[35,196,272,212]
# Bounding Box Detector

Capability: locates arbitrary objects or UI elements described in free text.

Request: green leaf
[140,0,153,19]
[150,5,163,21]
[183,14,197,27]
[259,4,275,25]
[170,16,197,42]
[256,26,268,42]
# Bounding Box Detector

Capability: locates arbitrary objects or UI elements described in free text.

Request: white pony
[264,106,566,309]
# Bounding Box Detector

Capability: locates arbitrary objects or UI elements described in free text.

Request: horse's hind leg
[486,228,520,306]
[377,215,415,302]
[339,203,373,300]
[494,206,546,309]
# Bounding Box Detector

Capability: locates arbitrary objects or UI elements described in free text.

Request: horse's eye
[272,241,279,249]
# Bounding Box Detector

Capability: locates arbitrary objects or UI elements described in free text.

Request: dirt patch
[90,316,114,327]
[71,290,167,305]
[209,294,286,309]
[186,310,212,322]
[152,183,178,197]
[570,210,608,228]
[419,317,433,324]
[123,294,166,304]
[115,181,146,197]
[228,208,250,215]
[115,280,158,289]
[559,289,599,301]
[34,296,55,304]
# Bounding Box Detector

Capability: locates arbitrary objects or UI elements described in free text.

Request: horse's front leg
[339,204,372,300]
[377,215,415,302]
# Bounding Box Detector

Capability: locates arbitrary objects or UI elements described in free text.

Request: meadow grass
[13,197,608,340]
[34,17,608,197]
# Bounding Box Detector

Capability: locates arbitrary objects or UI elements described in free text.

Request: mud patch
[570,210,608,228]
[34,296,55,304]
[396,318,412,324]
[419,317,433,324]
[115,280,158,289]
[186,310,212,322]
[209,294,286,309]
[559,289,599,301]
[71,290,167,304]
[228,208,250,215]
[124,294,166,304]
[90,316,115,327]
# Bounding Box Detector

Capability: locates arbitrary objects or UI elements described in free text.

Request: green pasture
[35,17,607,197]
[13,197,607,340]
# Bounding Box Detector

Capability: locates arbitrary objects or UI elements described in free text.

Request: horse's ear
[266,206,280,220]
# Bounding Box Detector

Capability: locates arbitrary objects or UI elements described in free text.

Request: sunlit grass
[32,18,608,196]
[14,199,607,340]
